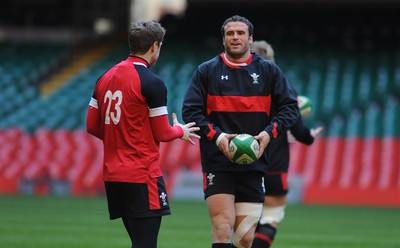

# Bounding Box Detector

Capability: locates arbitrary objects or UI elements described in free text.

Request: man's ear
[150,42,157,52]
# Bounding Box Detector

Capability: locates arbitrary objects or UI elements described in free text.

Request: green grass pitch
[0,195,399,248]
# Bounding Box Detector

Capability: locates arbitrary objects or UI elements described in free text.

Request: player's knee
[232,219,259,248]
[214,222,233,241]
[259,205,286,225]
[235,230,255,248]
[233,203,263,248]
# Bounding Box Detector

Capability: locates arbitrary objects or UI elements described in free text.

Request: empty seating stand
[0,29,399,206]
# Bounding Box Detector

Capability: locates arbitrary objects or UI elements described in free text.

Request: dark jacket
[182,53,299,173]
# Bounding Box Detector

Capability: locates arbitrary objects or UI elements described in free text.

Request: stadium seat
[320,59,341,115]
[338,137,363,189]
[82,138,103,196]
[183,141,201,171]
[304,69,323,119]
[50,129,74,180]
[377,137,398,189]
[327,115,345,137]
[357,138,382,189]
[64,130,101,196]
[357,62,373,106]
[318,137,345,188]
[345,109,363,137]
[302,138,327,186]
[375,63,390,102]
[288,142,310,176]
[338,59,357,111]
[363,102,382,137]
[382,96,399,137]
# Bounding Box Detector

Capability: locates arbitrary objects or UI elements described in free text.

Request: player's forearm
[150,115,184,142]
[290,117,314,145]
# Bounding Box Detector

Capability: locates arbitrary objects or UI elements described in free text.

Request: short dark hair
[221,15,254,37]
[128,20,166,55]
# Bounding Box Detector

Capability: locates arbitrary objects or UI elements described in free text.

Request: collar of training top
[220,52,253,68]
[128,55,149,68]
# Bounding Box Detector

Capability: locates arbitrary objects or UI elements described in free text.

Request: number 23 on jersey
[104,90,123,125]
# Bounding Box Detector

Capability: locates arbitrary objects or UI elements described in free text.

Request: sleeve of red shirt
[86,106,103,140]
[150,115,184,142]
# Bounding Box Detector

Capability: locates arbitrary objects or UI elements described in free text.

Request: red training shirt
[86,56,183,183]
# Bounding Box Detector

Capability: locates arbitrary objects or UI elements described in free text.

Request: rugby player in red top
[86,20,200,248]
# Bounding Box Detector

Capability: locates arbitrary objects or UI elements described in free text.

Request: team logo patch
[159,192,168,206]
[207,173,215,186]
[250,73,259,84]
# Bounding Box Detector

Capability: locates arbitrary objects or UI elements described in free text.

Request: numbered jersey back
[90,56,168,182]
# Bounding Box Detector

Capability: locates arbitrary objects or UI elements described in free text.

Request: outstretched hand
[310,126,324,138]
[172,113,201,145]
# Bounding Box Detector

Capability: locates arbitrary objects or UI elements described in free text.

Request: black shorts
[263,172,288,196]
[203,171,265,203]
[105,176,171,220]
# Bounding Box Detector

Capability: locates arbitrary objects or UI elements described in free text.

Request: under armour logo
[221,75,228,80]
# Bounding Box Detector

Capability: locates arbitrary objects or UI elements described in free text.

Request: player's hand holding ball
[254,131,270,160]
[216,133,237,162]
[229,134,261,165]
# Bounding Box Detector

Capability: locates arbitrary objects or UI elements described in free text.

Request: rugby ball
[229,134,259,165]
[297,95,313,118]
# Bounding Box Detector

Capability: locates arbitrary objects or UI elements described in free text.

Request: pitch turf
[0,195,399,248]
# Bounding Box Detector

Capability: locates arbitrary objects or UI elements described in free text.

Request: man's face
[223,21,253,60]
